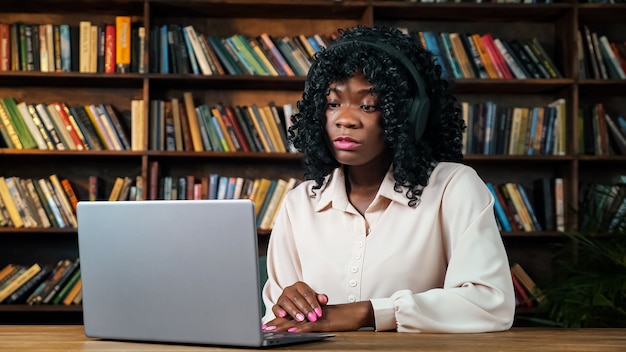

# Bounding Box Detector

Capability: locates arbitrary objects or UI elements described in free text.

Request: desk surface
[0,325,625,352]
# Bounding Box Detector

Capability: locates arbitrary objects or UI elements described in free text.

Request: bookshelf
[0,0,625,324]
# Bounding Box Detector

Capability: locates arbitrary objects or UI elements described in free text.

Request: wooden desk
[0,325,624,351]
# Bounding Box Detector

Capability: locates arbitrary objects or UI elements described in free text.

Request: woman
[261,26,515,333]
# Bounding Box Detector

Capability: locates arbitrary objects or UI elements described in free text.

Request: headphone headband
[325,37,431,142]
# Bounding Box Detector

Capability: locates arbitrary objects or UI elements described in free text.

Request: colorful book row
[0,17,141,74]
[0,258,81,305]
[579,104,626,156]
[413,30,562,79]
[150,25,335,76]
[578,26,626,80]
[486,179,565,233]
[147,162,300,231]
[0,175,78,229]
[150,93,295,153]
[461,99,566,156]
[0,97,135,151]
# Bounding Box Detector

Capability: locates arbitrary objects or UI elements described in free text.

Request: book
[0,176,24,228]
[15,102,47,150]
[256,179,277,228]
[449,32,475,79]
[510,263,546,305]
[48,175,77,227]
[103,104,131,150]
[224,105,252,152]
[4,264,52,304]
[2,97,38,149]
[198,33,225,75]
[248,104,274,152]
[471,33,499,79]
[115,16,131,73]
[35,104,65,150]
[183,25,212,75]
[108,177,125,201]
[52,268,81,304]
[261,105,286,153]
[0,263,41,303]
[259,178,288,231]
[22,178,51,228]
[182,92,204,151]
[37,178,68,228]
[528,38,562,78]
[481,34,512,79]
[511,268,533,308]
[79,21,91,73]
[42,258,79,304]
[486,183,512,232]
[554,177,565,232]
[516,183,542,231]
[258,33,295,76]
[68,105,102,150]
[237,105,264,152]
[62,277,82,305]
[605,113,626,155]
[211,106,237,151]
[31,179,60,228]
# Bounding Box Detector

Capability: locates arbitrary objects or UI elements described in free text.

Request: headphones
[325,37,431,142]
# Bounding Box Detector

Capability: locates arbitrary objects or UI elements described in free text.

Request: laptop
[77,199,334,347]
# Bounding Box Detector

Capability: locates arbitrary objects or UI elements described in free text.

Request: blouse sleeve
[261,200,301,324]
[370,167,515,333]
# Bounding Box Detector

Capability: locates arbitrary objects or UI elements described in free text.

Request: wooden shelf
[373,3,573,22]
[149,0,370,19]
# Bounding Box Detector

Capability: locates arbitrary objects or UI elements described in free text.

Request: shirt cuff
[369,297,397,331]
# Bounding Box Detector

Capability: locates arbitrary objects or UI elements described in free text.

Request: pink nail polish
[278,310,286,318]
[264,325,276,332]
[295,313,305,322]
[307,312,317,322]
[288,327,298,333]
[314,308,322,317]
[261,324,266,330]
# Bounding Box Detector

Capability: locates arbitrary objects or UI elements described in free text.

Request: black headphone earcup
[408,97,430,142]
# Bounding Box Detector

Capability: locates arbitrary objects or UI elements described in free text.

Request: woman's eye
[327,102,340,109]
[361,104,377,112]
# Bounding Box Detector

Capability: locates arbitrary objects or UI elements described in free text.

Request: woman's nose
[334,107,358,128]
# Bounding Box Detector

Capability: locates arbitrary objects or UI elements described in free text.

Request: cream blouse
[262,162,515,333]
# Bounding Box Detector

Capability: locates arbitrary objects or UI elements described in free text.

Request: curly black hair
[289,26,465,206]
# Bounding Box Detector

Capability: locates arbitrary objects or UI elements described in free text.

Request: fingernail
[264,325,276,332]
[295,313,305,322]
[288,327,298,333]
[307,312,317,322]
[320,295,328,304]
[278,310,286,318]
[261,324,266,330]
[314,308,322,317]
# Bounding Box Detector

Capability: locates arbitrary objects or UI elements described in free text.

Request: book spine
[115,16,131,73]
[34,104,63,150]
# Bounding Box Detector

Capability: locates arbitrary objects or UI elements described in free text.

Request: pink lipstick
[333,136,360,150]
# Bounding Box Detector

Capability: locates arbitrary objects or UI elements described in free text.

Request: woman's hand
[263,281,375,332]
[269,281,328,324]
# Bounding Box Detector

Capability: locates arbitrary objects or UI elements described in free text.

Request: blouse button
[349,279,357,287]
[348,295,356,302]
[351,266,359,273]
[356,241,363,248]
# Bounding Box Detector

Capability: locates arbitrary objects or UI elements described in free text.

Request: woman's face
[324,73,387,167]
